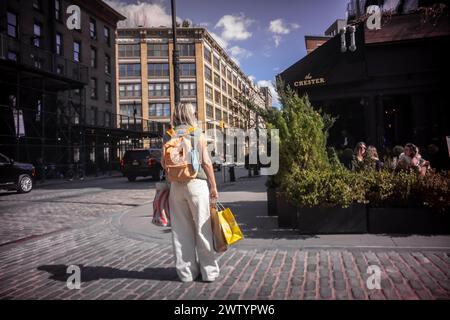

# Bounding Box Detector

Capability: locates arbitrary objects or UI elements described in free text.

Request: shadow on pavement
[37,264,180,283]
[220,200,317,240]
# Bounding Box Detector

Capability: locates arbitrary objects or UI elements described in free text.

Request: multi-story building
[116,27,270,151]
[0,0,127,175]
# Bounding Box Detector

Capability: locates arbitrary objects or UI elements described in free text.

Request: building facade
[279,10,450,170]
[116,27,270,151]
[0,0,128,175]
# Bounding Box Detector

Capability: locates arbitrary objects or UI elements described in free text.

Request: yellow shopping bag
[217,202,244,246]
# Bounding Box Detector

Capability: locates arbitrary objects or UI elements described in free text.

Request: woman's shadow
[37,265,180,283]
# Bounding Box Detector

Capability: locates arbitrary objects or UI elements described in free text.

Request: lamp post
[171,0,180,113]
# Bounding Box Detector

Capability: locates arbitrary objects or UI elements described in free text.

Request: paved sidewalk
[0,175,449,300]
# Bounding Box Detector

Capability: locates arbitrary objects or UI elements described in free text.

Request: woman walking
[162,103,220,283]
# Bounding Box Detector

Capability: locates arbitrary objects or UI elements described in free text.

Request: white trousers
[169,179,220,282]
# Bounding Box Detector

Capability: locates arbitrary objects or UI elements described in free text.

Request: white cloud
[269,19,290,35]
[105,0,176,28]
[268,18,301,48]
[215,14,254,41]
[229,46,253,60]
[248,75,256,83]
[273,35,282,48]
[257,80,279,104]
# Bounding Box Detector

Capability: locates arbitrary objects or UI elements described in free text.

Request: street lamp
[171,0,180,113]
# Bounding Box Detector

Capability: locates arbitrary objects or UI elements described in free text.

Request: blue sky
[106,0,349,105]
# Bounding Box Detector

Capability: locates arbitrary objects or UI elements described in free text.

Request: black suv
[120,148,164,182]
[0,153,35,193]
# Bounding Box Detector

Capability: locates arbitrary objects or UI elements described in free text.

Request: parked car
[120,149,164,182]
[0,153,35,193]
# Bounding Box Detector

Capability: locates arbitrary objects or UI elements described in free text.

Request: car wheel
[17,174,33,193]
[127,176,136,182]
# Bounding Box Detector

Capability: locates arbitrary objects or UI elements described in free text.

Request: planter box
[297,204,367,234]
[277,193,298,229]
[267,187,278,216]
[368,207,450,234]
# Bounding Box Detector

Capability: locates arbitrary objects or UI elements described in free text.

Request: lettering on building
[294,73,326,87]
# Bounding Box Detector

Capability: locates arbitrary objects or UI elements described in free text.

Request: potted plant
[365,170,450,234]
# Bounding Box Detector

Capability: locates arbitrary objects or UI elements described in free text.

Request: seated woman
[396,143,430,176]
[367,146,383,171]
[351,142,367,172]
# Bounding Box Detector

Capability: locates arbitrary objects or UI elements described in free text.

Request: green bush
[284,166,366,208]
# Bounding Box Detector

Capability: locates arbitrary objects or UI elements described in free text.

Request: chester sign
[294,73,326,87]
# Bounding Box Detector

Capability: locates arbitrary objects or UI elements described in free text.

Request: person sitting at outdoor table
[396,143,430,176]
[367,145,383,171]
[351,142,367,172]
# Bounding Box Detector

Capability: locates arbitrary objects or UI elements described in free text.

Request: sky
[105,0,350,105]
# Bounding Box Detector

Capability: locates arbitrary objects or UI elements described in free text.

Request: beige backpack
[163,127,199,183]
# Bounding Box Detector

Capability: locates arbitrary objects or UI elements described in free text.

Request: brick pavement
[0,173,449,300]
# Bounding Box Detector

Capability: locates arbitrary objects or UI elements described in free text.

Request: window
[221,63,226,75]
[181,83,196,97]
[105,54,111,74]
[89,18,97,40]
[7,12,18,38]
[33,23,42,47]
[90,47,97,68]
[55,33,62,55]
[213,56,220,70]
[33,0,42,10]
[119,84,141,97]
[178,43,195,57]
[55,0,61,20]
[118,44,140,57]
[180,63,196,77]
[233,74,237,86]
[214,73,220,87]
[222,79,227,92]
[119,64,141,77]
[204,47,211,62]
[148,83,169,97]
[120,104,142,117]
[90,78,97,99]
[90,106,98,126]
[227,69,232,81]
[204,66,212,82]
[148,43,168,57]
[215,108,222,121]
[104,26,110,46]
[105,111,111,127]
[205,85,213,101]
[149,103,170,117]
[215,90,221,105]
[222,95,227,107]
[148,63,169,77]
[105,82,111,102]
[206,103,214,118]
[228,83,232,96]
[7,51,18,62]
[73,41,81,62]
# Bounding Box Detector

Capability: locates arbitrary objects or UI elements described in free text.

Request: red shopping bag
[152,182,171,227]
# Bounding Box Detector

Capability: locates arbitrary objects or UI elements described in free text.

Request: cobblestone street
[1,174,450,300]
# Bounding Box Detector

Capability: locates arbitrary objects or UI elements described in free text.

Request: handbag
[216,202,244,246]
[152,182,171,227]
[210,202,228,253]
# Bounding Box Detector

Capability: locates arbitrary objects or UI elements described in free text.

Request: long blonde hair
[172,103,197,127]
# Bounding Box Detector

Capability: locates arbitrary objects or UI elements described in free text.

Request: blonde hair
[173,103,197,127]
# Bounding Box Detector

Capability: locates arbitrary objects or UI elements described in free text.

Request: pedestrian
[161,103,220,283]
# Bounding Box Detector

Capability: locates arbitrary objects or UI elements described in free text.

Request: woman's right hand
[210,186,218,201]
